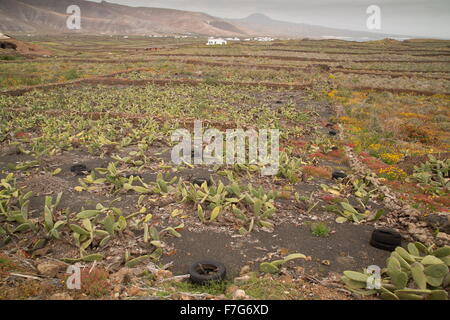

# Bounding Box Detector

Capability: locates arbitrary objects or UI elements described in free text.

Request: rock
[171,293,193,300]
[180,294,194,300]
[234,275,250,285]
[126,286,146,297]
[240,265,251,275]
[226,285,239,296]
[232,289,247,300]
[415,234,429,243]
[110,268,133,285]
[425,214,450,234]
[155,269,173,281]
[111,267,135,293]
[36,261,67,277]
[110,267,146,285]
[48,292,73,300]
[436,232,450,241]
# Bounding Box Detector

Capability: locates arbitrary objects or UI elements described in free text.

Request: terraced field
[0,36,449,300]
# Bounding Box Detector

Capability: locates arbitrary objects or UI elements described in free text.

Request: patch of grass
[161,280,229,296]
[310,222,330,237]
[238,274,305,300]
[0,55,21,61]
[80,267,111,298]
[62,69,80,80]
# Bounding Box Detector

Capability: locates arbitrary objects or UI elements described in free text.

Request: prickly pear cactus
[341,242,450,300]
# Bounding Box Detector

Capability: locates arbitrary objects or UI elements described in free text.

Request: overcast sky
[89,0,450,38]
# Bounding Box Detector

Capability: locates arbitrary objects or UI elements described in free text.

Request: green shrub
[310,222,330,237]
[62,69,80,80]
[0,55,20,61]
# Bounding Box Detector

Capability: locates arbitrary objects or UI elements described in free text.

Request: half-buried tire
[70,164,89,176]
[370,228,402,251]
[189,260,226,285]
[191,177,211,187]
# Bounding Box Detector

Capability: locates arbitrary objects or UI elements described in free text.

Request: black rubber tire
[70,164,88,175]
[189,260,226,284]
[372,228,402,244]
[329,130,338,136]
[370,238,398,252]
[332,171,347,179]
[192,177,211,186]
[370,229,402,251]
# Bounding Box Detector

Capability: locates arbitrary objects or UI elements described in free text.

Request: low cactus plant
[341,242,450,300]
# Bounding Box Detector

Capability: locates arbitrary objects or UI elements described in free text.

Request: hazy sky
[89,0,450,38]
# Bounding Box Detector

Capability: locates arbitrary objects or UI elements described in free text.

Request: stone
[36,261,66,277]
[110,267,146,285]
[232,289,247,300]
[233,275,250,285]
[436,232,450,241]
[155,269,173,280]
[226,285,239,296]
[425,214,450,234]
[110,268,133,285]
[126,286,146,297]
[240,265,251,275]
[415,234,429,243]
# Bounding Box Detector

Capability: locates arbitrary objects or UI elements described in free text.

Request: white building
[254,37,274,42]
[0,33,10,40]
[206,38,227,45]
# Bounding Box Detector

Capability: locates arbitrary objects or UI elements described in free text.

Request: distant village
[206,36,274,45]
[118,34,277,45]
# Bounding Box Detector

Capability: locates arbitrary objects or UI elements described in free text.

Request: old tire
[332,171,347,179]
[329,130,338,136]
[192,177,211,186]
[370,228,402,251]
[70,164,88,176]
[189,260,226,285]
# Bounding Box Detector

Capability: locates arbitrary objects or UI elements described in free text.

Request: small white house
[255,37,274,42]
[206,38,227,45]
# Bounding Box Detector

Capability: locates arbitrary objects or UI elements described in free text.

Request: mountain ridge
[228,13,398,39]
[0,0,403,39]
